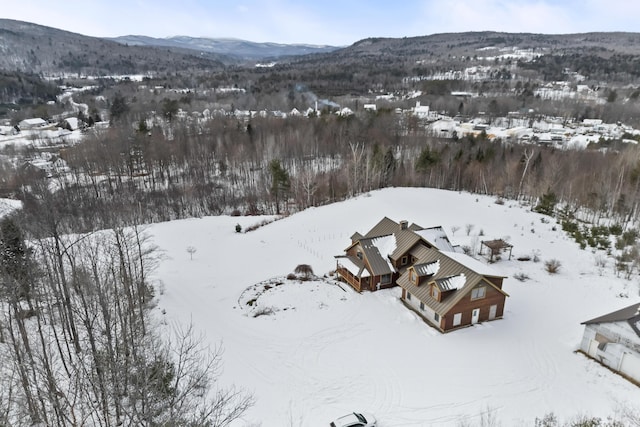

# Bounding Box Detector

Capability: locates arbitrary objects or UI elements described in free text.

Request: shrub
[286,273,297,280]
[562,220,579,234]
[534,191,558,216]
[608,224,623,236]
[294,264,314,280]
[544,259,561,274]
[235,223,242,233]
[620,228,639,247]
[514,272,530,282]
[253,306,274,317]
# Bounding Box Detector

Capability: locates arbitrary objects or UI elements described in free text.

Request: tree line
[5,108,640,235]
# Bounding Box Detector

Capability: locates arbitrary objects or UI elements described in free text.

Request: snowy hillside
[148,187,640,426]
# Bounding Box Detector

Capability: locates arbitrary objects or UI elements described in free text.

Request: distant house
[18,118,47,130]
[335,217,509,332]
[579,302,640,385]
[0,125,18,136]
[413,101,430,119]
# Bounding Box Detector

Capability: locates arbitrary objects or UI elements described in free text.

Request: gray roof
[582,302,640,325]
[358,236,395,276]
[360,218,450,261]
[435,275,464,291]
[415,226,456,252]
[364,216,402,238]
[413,260,439,277]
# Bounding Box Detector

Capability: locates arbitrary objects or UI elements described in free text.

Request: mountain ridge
[108,34,341,60]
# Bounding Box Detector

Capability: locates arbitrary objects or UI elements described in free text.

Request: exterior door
[489,304,497,320]
[587,339,599,358]
[471,308,480,324]
[619,352,640,383]
[453,313,462,327]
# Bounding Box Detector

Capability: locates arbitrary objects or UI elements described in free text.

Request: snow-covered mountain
[109,35,340,60]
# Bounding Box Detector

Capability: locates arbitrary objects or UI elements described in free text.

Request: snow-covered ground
[148,188,640,426]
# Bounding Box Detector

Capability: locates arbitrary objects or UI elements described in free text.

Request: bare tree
[518,148,535,200]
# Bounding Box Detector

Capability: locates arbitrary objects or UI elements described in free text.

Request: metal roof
[359,236,394,276]
[582,302,640,325]
[415,227,456,252]
[413,260,439,277]
[364,216,402,238]
[436,274,465,291]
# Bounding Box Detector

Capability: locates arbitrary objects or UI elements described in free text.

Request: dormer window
[471,286,486,300]
[409,269,416,283]
[431,285,439,300]
[356,251,363,260]
[401,255,408,266]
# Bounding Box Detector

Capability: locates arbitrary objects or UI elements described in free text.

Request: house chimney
[400,220,408,230]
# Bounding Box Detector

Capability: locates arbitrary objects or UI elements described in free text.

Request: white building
[580,302,640,386]
[18,118,47,130]
[413,101,430,119]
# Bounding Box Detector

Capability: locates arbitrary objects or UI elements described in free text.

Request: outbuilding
[579,302,640,386]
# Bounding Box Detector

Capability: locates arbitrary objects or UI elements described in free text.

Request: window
[471,286,486,300]
[380,273,392,284]
[409,269,415,281]
[356,251,363,260]
[401,256,408,265]
[431,286,439,300]
[434,313,440,322]
[420,302,425,310]
[407,292,412,300]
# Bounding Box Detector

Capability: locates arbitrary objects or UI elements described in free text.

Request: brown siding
[485,276,504,289]
[442,284,506,331]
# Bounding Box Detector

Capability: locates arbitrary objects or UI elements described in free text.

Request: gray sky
[4,0,639,46]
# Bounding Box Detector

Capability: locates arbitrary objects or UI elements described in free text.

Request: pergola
[481,239,513,262]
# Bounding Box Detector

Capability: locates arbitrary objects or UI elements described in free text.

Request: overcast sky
[4,0,639,46]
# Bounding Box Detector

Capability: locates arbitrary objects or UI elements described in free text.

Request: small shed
[480,239,513,261]
[580,302,640,386]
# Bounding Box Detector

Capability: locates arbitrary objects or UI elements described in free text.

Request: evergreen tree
[269,159,290,214]
[110,93,129,124]
[0,217,32,301]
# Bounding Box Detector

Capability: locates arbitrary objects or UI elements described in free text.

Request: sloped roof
[390,229,423,260]
[359,235,395,276]
[398,245,508,315]
[582,302,640,325]
[413,260,439,277]
[415,226,456,252]
[361,218,454,260]
[363,216,401,238]
[436,274,465,291]
[335,255,370,278]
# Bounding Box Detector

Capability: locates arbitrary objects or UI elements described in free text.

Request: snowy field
[147,187,640,426]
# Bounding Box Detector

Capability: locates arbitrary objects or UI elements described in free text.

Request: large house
[579,302,640,385]
[335,217,508,333]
